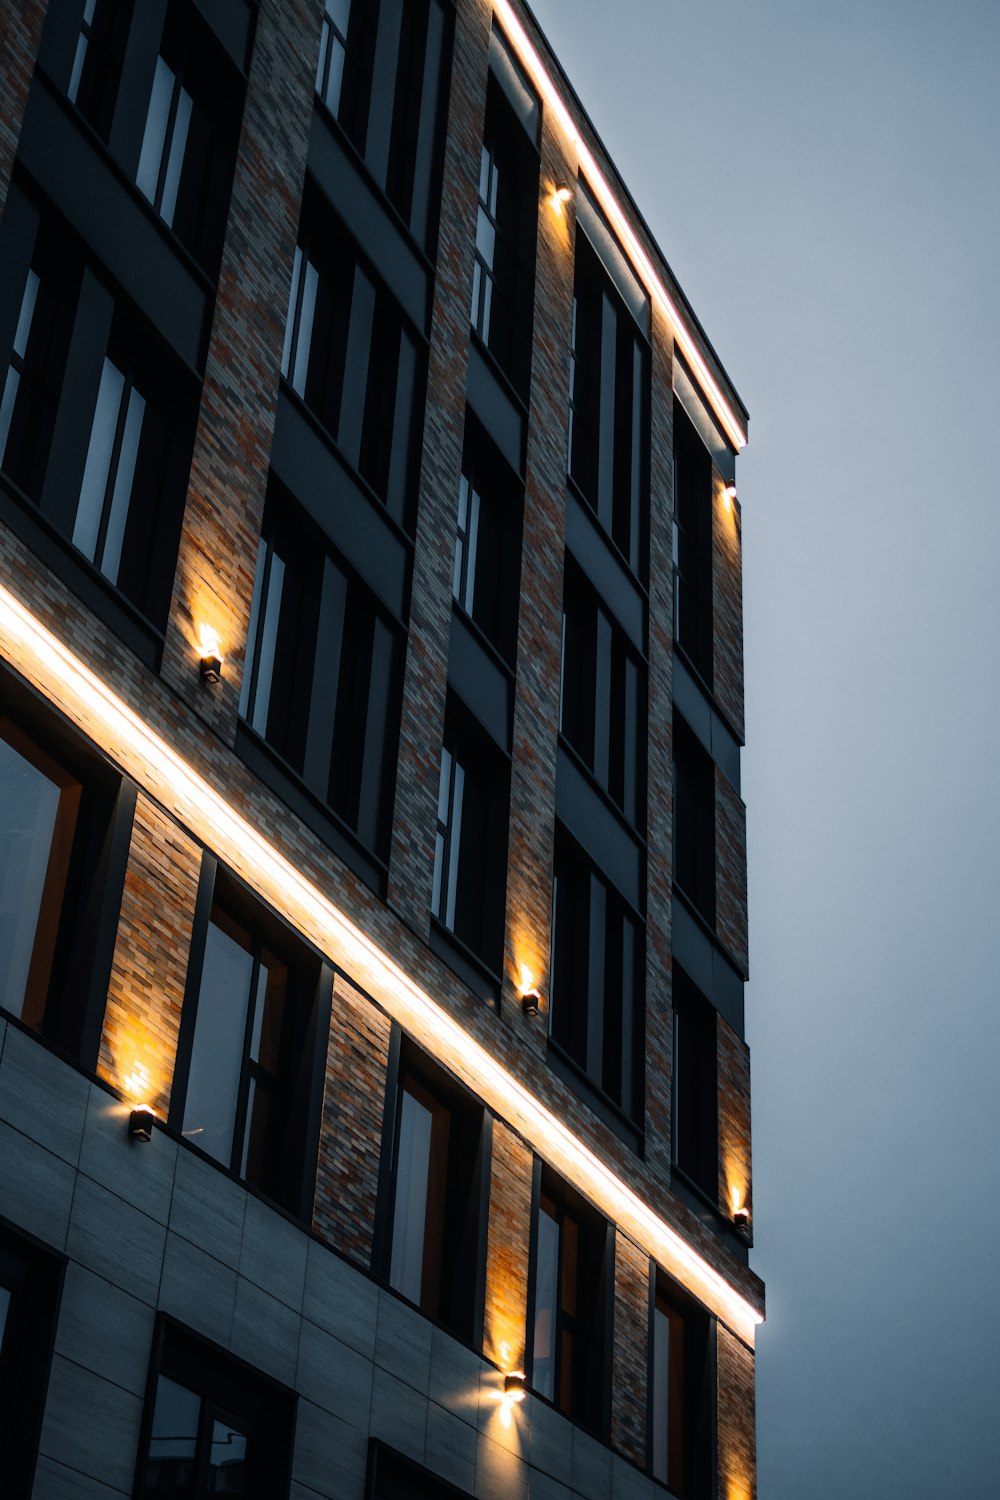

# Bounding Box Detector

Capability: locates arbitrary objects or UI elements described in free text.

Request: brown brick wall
[716,768,749,977]
[718,1020,753,1231]
[643,316,677,1185]
[160,0,325,742]
[717,1324,757,1500]
[387,0,490,933]
[713,483,745,741]
[312,972,392,1265]
[611,1234,649,1465]
[0,0,46,224]
[483,1120,534,1372]
[98,793,201,1119]
[502,73,576,1056]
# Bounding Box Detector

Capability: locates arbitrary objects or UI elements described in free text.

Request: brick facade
[0,0,762,1492]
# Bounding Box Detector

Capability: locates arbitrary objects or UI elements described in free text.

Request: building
[0,0,763,1496]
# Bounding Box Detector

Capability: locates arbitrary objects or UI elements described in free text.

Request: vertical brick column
[611,1234,649,1465]
[483,1121,534,1370]
[718,1020,753,1227]
[717,1326,757,1500]
[0,0,46,222]
[312,973,392,1265]
[644,315,677,1181]
[98,794,202,1118]
[716,771,749,977]
[501,104,576,1051]
[712,484,745,741]
[386,0,492,932]
[160,0,324,739]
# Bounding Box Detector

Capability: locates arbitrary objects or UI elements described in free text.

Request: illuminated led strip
[0,584,763,1343]
[493,0,748,453]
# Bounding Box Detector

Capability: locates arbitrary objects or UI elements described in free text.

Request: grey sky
[528,1,1000,1493]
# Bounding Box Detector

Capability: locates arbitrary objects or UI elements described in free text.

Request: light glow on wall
[0,582,763,1344]
[492,0,748,452]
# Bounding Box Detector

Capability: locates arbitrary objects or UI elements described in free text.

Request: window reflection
[0,719,80,1029]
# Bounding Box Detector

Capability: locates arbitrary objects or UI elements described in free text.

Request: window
[529,1165,611,1434]
[568,234,649,575]
[673,714,716,926]
[560,560,645,827]
[0,233,77,506]
[550,829,643,1127]
[172,861,330,1218]
[470,66,540,394]
[383,1039,490,1344]
[313,0,450,248]
[66,0,134,142]
[281,190,423,529]
[368,1441,474,1500]
[0,1223,63,1496]
[673,400,713,682]
[0,683,134,1061]
[672,967,718,1201]
[0,210,197,633]
[135,1320,295,1498]
[239,488,403,864]
[431,700,509,976]
[649,1270,713,1497]
[132,5,244,274]
[452,419,522,663]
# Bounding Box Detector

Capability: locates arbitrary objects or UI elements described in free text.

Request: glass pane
[248,947,287,1072]
[99,383,145,585]
[328,0,350,32]
[0,368,20,467]
[249,549,285,736]
[68,35,88,103]
[13,268,39,360]
[281,246,302,380]
[322,38,346,115]
[651,1304,670,1483]
[0,1285,10,1354]
[74,358,125,562]
[532,1205,560,1402]
[239,1076,272,1184]
[389,1086,434,1305]
[136,57,175,203]
[209,1417,248,1493]
[182,913,255,1167]
[0,722,80,1026]
[160,85,193,227]
[443,762,464,929]
[291,259,318,398]
[147,1374,201,1494]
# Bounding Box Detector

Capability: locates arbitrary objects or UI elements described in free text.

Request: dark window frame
[568,231,650,580]
[430,694,510,981]
[452,414,523,667]
[0,666,135,1067]
[673,713,717,929]
[0,1217,66,1497]
[647,1266,715,1498]
[134,1315,296,1500]
[672,965,719,1205]
[549,824,645,1133]
[526,1160,614,1438]
[672,398,714,687]
[375,1029,492,1351]
[237,481,405,873]
[169,855,332,1222]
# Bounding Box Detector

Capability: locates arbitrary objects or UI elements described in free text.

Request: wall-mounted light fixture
[197,624,223,684]
[129,1105,156,1142]
[497,1371,527,1427]
[722,480,738,513]
[520,988,541,1018]
[733,1205,751,1234]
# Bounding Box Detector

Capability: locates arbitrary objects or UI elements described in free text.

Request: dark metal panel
[564,487,645,651]
[18,81,209,371]
[673,653,742,789]
[555,747,642,910]
[671,897,745,1036]
[447,611,511,750]
[307,103,430,334]
[466,340,523,475]
[271,393,410,622]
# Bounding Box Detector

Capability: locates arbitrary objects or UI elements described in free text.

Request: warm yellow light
[196,623,221,659]
[517,963,535,993]
[0,583,763,1343]
[549,185,573,215]
[123,1063,151,1102]
[491,0,747,453]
